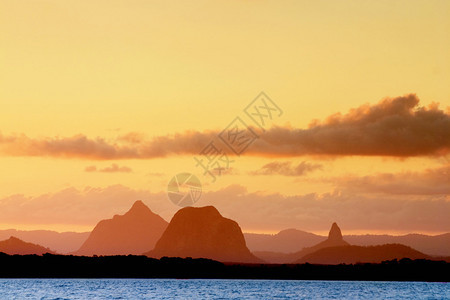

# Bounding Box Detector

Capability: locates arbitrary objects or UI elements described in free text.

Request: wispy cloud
[85,164,133,173]
[0,184,448,233]
[333,164,450,195]
[0,185,168,227]
[200,185,450,233]
[250,161,322,176]
[0,95,448,159]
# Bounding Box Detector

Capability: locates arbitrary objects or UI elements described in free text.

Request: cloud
[0,185,171,227]
[211,167,239,176]
[249,94,450,157]
[334,164,450,195]
[0,130,215,160]
[85,164,132,173]
[84,166,97,172]
[200,186,450,233]
[250,161,322,176]
[146,172,165,177]
[0,94,448,159]
[0,134,140,160]
[117,132,147,144]
[0,184,448,233]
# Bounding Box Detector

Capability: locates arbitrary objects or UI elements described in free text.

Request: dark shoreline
[1,253,449,282]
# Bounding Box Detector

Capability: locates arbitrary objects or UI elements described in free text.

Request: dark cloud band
[1,95,448,159]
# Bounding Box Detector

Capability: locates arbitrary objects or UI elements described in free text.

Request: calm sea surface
[0,279,448,299]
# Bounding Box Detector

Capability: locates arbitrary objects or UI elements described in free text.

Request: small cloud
[106,128,121,132]
[118,132,147,144]
[250,161,322,176]
[84,165,97,172]
[146,172,165,177]
[85,164,132,173]
[211,167,239,176]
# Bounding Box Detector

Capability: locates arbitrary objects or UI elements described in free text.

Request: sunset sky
[1,0,449,235]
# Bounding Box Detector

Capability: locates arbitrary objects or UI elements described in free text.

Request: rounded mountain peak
[175,205,221,217]
[147,205,261,263]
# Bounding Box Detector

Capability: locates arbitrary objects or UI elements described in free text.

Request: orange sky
[0,0,449,234]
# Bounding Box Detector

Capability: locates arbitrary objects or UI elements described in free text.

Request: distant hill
[255,222,349,264]
[75,200,168,256]
[244,229,450,257]
[344,233,450,257]
[244,229,325,253]
[253,224,450,264]
[252,251,294,264]
[145,206,262,263]
[0,229,89,254]
[0,236,55,255]
[295,244,431,264]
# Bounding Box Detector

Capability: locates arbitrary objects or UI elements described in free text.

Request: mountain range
[1,201,448,265]
[254,222,349,264]
[0,229,89,254]
[3,225,447,258]
[252,223,449,264]
[245,230,450,257]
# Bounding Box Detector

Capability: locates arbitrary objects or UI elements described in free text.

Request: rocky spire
[328,222,343,241]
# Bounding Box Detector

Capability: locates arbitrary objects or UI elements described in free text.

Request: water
[0,279,448,299]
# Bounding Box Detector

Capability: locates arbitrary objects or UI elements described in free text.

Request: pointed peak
[130,200,149,210]
[133,200,147,207]
[328,222,343,241]
[125,200,153,216]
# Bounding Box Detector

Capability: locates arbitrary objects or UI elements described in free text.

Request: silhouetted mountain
[145,206,261,263]
[245,225,450,258]
[244,229,325,253]
[295,244,431,264]
[328,223,343,241]
[0,229,89,254]
[75,201,168,256]
[0,236,55,255]
[255,222,349,263]
[344,233,450,257]
[290,222,349,260]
